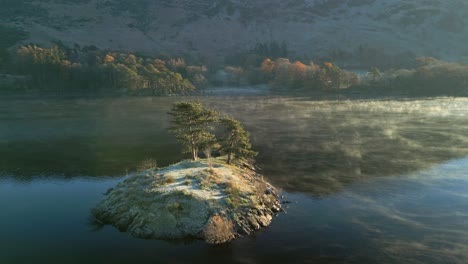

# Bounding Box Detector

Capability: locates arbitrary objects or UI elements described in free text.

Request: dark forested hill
[2,0,468,65]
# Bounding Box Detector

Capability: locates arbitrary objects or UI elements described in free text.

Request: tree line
[352,57,468,96]
[2,44,208,95]
[5,42,465,97]
[259,58,359,90]
[218,58,359,90]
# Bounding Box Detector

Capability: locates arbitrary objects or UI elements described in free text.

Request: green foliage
[168,102,219,160]
[167,102,258,164]
[354,60,468,96]
[3,44,202,94]
[219,116,257,164]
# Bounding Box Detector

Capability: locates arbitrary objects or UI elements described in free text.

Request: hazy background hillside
[2,0,468,66]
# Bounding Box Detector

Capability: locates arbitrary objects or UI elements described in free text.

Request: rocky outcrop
[92,159,281,244]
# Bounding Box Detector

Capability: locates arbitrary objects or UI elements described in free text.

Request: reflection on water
[2,96,468,195]
[0,97,182,176]
[207,97,468,194]
[1,158,468,263]
[1,96,468,263]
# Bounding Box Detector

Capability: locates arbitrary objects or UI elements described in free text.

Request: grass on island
[136,156,270,210]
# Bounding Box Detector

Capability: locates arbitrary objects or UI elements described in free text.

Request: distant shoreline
[1,87,467,101]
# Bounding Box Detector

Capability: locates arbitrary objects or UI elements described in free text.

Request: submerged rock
[92,159,281,244]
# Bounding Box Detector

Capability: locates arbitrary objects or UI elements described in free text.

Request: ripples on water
[1,96,468,263]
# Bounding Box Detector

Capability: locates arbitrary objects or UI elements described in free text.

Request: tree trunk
[192,146,198,161]
[190,134,197,160]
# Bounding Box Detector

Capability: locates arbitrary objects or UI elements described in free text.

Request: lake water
[1,95,468,263]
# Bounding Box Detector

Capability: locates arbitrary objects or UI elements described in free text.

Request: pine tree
[168,102,219,160]
[219,116,257,164]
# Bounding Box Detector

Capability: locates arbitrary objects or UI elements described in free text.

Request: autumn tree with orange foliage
[257,57,359,91]
[292,61,307,79]
[104,54,115,64]
[260,58,275,74]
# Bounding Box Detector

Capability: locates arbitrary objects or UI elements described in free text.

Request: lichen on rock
[92,159,281,244]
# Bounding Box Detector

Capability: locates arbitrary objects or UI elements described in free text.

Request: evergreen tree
[219,116,257,164]
[168,102,219,160]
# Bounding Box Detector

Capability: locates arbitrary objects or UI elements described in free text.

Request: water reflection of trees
[208,98,468,195]
[3,97,468,195]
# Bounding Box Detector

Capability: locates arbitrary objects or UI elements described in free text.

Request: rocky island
[92,159,281,244]
[93,101,281,243]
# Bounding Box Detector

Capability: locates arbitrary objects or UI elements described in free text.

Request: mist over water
[207,97,468,194]
[1,95,468,263]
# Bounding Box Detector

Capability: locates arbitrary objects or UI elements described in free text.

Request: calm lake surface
[1,95,468,263]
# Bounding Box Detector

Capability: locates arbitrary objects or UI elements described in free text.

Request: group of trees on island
[2,44,208,95]
[168,102,256,164]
